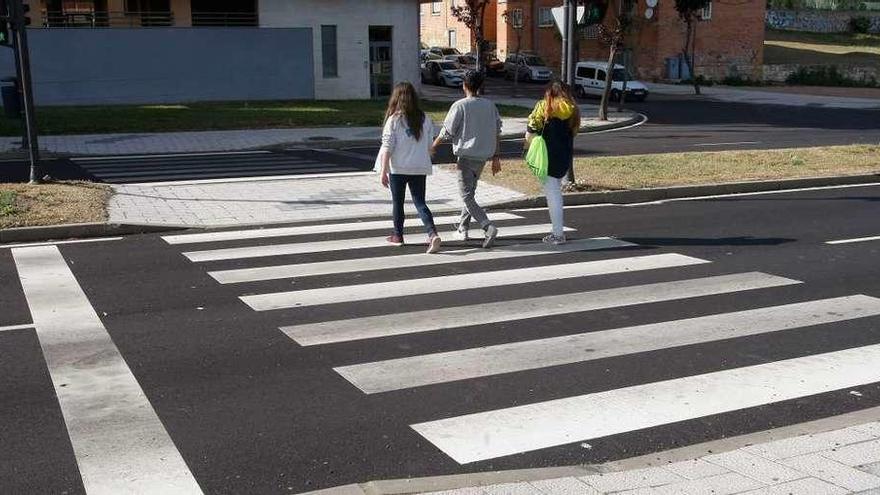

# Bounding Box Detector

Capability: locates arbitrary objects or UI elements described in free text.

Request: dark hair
[384,82,425,141]
[543,79,581,132]
[463,70,485,93]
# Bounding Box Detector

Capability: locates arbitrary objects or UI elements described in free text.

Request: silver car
[504,53,554,82]
[421,60,466,87]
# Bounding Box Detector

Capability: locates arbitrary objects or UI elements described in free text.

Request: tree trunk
[691,21,701,95]
[598,41,617,121]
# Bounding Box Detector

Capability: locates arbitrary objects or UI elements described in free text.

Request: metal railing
[191,12,258,27]
[42,10,174,28]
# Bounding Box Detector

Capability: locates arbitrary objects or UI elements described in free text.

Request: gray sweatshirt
[440,96,502,161]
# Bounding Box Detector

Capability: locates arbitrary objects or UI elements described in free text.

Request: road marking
[163,213,522,245]
[412,335,880,464]
[183,224,572,262]
[691,141,761,147]
[210,237,633,283]
[312,148,377,161]
[0,237,124,249]
[827,235,880,245]
[132,171,374,187]
[244,253,708,311]
[0,323,34,332]
[283,272,799,346]
[339,294,876,394]
[72,150,272,161]
[11,245,203,494]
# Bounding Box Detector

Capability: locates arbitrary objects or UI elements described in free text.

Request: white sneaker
[542,234,566,245]
[482,224,499,249]
[453,225,470,241]
[426,234,442,254]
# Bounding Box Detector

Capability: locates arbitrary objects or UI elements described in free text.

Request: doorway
[369,26,393,99]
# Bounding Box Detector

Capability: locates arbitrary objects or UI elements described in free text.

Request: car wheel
[440,76,448,87]
[524,71,532,82]
[576,85,586,99]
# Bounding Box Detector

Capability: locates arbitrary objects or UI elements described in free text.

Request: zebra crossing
[162,212,880,467]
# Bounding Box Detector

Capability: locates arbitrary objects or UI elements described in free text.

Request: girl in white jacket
[378,82,441,254]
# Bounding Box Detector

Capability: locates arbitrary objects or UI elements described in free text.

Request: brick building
[420,0,498,54]
[422,0,766,81]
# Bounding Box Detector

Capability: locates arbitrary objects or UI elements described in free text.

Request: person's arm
[432,103,461,155]
[491,106,502,176]
[525,100,545,148]
[379,118,395,188]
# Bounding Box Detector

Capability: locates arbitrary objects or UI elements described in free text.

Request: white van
[574,61,649,102]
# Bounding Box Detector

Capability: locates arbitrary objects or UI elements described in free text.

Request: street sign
[551,5,585,34]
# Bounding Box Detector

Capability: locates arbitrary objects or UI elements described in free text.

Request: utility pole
[561,0,570,82]
[3,0,40,183]
[564,0,577,185]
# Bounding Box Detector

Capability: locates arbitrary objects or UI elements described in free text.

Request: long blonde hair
[543,80,581,132]
[384,82,425,141]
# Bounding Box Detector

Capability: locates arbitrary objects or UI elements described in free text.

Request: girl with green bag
[525,80,581,245]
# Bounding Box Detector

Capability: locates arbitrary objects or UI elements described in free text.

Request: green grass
[0,190,17,217]
[765,29,880,67]
[0,100,531,136]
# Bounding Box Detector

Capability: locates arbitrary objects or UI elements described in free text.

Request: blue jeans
[390,174,437,237]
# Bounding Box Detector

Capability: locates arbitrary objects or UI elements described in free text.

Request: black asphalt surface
[3,184,880,493]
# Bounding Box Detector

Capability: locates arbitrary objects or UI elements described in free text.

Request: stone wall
[767,9,880,33]
[763,63,880,82]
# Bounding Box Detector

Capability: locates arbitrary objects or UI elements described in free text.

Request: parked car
[429,46,461,58]
[443,54,477,71]
[421,60,466,87]
[504,52,554,82]
[464,52,506,76]
[574,61,649,102]
[421,50,442,62]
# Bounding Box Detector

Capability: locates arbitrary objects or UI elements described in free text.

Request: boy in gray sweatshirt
[432,71,502,249]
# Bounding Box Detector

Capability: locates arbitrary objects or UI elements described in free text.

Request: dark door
[369,26,393,99]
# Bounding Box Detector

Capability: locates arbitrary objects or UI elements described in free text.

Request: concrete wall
[763,63,880,82]
[261,0,421,100]
[0,28,315,105]
[767,9,880,33]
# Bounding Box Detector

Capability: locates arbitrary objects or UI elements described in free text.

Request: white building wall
[260,0,422,100]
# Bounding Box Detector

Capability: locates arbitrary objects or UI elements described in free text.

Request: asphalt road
[3,184,880,493]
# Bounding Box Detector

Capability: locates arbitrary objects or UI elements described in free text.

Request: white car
[504,53,553,83]
[420,60,466,87]
[443,54,477,71]
[574,61,649,102]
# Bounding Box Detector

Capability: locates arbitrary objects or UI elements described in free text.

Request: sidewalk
[312,411,880,495]
[109,167,526,226]
[0,98,637,157]
[648,83,880,110]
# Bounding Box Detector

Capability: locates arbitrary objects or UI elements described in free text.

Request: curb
[0,222,190,244]
[489,173,880,210]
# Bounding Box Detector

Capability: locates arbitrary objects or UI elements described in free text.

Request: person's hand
[430,144,439,157]
[380,170,390,188]
[491,157,502,176]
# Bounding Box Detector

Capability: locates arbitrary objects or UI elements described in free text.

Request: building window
[432,1,441,15]
[448,29,457,48]
[538,7,554,27]
[701,2,712,20]
[581,24,599,39]
[509,8,523,28]
[191,0,258,26]
[322,25,338,78]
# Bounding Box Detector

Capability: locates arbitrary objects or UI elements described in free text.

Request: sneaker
[386,234,404,246]
[453,224,470,241]
[426,234,442,254]
[482,224,499,249]
[542,234,567,246]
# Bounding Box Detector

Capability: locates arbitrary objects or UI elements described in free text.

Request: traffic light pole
[564,0,577,185]
[11,0,39,183]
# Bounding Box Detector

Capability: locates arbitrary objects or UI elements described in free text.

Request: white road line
[132,171,374,187]
[210,237,633,284]
[163,213,522,245]
[72,150,271,161]
[0,236,123,249]
[827,235,880,245]
[313,148,377,161]
[339,294,875,394]
[183,223,571,262]
[244,253,708,311]
[11,246,202,494]
[283,272,798,346]
[0,323,34,332]
[692,141,761,147]
[412,327,880,464]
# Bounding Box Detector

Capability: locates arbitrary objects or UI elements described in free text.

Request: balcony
[191,12,258,27]
[42,10,175,28]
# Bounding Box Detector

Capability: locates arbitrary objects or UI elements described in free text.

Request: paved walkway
[109,167,525,227]
[648,83,880,110]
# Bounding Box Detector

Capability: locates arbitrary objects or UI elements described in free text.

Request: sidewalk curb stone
[0,222,188,244]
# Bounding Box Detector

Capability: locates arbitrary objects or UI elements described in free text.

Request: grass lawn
[0,100,531,137]
[765,29,880,67]
[0,182,111,229]
[486,145,880,196]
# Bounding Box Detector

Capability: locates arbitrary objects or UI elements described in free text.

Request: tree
[674,0,711,95]
[450,0,492,72]
[501,9,524,97]
[596,0,633,121]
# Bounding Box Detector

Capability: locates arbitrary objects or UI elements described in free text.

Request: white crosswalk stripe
[182,223,573,262]
[162,212,523,245]
[411,337,880,464]
[209,237,634,283]
[336,295,878,394]
[240,253,708,310]
[282,272,798,346]
[165,215,880,468]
